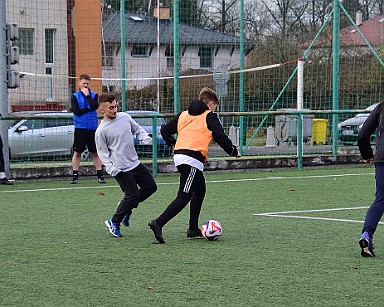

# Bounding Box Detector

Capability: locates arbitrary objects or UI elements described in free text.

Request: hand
[235,153,241,158]
[81,87,89,96]
[142,138,152,145]
[362,158,373,163]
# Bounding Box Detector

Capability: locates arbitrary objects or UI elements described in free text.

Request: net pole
[0,0,10,177]
[239,0,245,154]
[332,0,340,155]
[297,58,304,170]
[120,0,126,111]
[173,0,180,113]
[156,2,160,113]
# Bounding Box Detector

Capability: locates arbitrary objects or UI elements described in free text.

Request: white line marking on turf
[254,206,384,225]
[254,206,370,216]
[0,172,374,194]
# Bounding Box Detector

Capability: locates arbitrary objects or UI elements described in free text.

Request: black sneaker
[359,231,375,257]
[0,178,13,185]
[98,176,106,184]
[71,178,78,184]
[187,228,203,238]
[148,219,165,244]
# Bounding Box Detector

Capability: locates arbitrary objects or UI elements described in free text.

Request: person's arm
[358,105,381,161]
[95,130,121,177]
[160,113,180,146]
[71,95,90,116]
[87,92,99,110]
[129,117,152,145]
[207,112,239,157]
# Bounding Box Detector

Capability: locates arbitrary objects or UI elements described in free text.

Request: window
[199,46,213,69]
[13,28,34,55]
[45,29,55,101]
[23,119,45,130]
[102,43,114,67]
[102,85,115,93]
[131,45,147,57]
[45,29,54,64]
[165,46,174,69]
[45,67,53,101]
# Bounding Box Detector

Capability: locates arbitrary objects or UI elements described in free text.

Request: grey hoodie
[95,112,151,176]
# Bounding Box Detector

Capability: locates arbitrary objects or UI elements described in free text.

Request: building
[6,2,253,110]
[101,8,254,90]
[6,0,102,112]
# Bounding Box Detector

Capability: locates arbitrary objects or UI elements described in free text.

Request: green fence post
[332,0,340,155]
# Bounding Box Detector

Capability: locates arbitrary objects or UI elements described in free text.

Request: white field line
[254,206,384,225]
[0,172,374,194]
[254,206,370,216]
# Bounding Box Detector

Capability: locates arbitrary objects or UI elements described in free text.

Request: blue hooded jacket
[72,90,98,130]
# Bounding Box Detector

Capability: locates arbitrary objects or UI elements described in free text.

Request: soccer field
[1,165,383,306]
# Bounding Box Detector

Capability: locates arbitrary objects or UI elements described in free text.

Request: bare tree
[198,0,239,33]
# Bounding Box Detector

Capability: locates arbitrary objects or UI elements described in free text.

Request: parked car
[126,110,172,157]
[8,112,75,160]
[338,103,379,145]
[7,111,171,161]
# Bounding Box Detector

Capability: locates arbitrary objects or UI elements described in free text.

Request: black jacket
[358,100,384,162]
[161,100,239,163]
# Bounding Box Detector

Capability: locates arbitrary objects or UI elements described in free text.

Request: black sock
[73,170,78,179]
[97,170,103,178]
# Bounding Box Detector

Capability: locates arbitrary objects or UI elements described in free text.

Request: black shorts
[73,128,97,153]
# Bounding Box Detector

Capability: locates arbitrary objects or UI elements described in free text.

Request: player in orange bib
[148,87,241,243]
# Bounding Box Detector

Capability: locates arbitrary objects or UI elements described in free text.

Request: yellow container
[311,119,328,145]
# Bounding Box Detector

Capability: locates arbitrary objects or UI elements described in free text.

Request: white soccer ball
[201,220,222,241]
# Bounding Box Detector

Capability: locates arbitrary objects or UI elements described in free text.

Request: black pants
[157,164,206,230]
[112,163,157,223]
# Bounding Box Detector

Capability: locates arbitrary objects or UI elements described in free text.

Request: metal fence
[1,0,383,174]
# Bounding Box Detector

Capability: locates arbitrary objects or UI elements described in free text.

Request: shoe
[359,231,375,257]
[0,178,13,185]
[98,176,106,184]
[187,228,203,238]
[1,178,13,185]
[104,219,122,237]
[122,212,131,227]
[148,219,165,244]
[71,178,78,184]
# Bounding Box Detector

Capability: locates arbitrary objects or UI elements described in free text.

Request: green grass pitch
[1,165,384,306]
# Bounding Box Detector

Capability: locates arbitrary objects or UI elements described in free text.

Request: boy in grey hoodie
[96,93,157,237]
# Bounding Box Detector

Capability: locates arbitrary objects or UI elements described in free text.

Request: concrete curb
[9,154,362,180]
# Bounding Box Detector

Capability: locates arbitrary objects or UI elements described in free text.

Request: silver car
[7,110,171,160]
[8,112,75,159]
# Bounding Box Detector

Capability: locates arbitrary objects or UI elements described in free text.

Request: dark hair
[199,87,219,105]
[79,74,91,81]
[99,93,115,105]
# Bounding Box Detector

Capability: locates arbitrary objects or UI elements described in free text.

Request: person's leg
[71,151,81,183]
[71,129,86,183]
[87,130,105,183]
[91,152,102,170]
[133,163,157,203]
[0,137,12,184]
[363,164,384,237]
[156,165,201,227]
[359,164,384,256]
[122,163,157,227]
[0,135,5,173]
[112,171,140,223]
[149,165,202,243]
[189,173,206,231]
